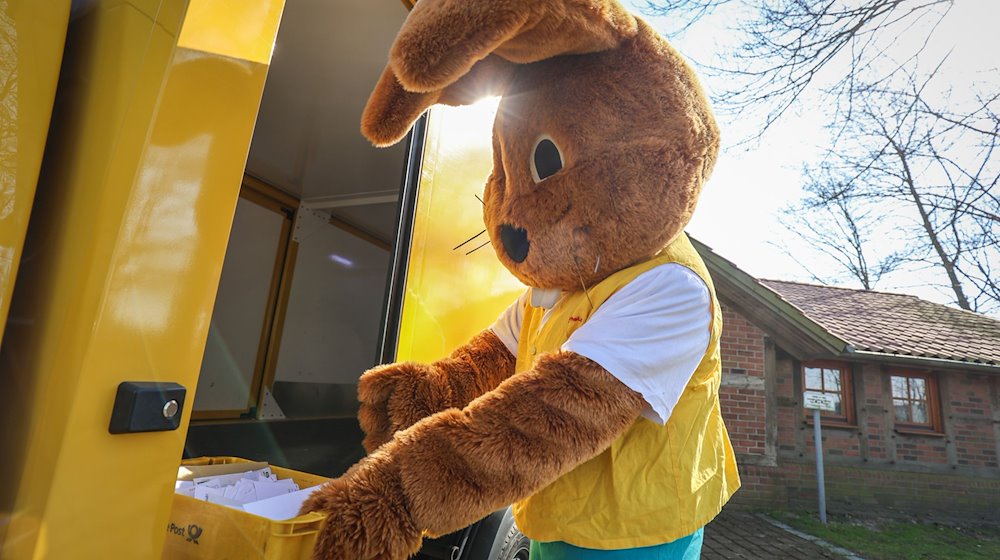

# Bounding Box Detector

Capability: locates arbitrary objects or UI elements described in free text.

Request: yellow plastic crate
[162,457,330,560]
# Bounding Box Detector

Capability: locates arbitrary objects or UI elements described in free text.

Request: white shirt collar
[530,287,562,309]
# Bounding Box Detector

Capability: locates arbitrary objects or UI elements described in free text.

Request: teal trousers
[529,528,704,560]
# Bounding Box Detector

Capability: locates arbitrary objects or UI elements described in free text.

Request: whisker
[465,240,491,255]
[453,229,487,251]
[572,255,594,308]
[475,194,485,206]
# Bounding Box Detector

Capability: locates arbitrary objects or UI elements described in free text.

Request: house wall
[717,303,1000,521]
[718,306,771,462]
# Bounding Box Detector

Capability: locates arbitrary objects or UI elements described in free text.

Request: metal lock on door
[108,382,187,434]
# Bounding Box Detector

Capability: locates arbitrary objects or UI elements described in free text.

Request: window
[802,361,855,425]
[890,371,942,433]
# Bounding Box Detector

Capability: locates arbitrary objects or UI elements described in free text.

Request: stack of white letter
[175,463,322,520]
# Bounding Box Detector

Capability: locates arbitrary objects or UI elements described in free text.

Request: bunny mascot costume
[300,1,741,558]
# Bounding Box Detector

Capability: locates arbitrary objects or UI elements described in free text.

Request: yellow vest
[511,234,740,549]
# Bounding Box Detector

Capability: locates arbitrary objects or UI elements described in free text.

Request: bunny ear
[390,0,638,93]
[362,55,517,147]
[362,0,637,146]
[361,65,439,147]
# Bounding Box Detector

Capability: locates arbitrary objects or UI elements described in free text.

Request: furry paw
[299,459,422,560]
[358,362,450,452]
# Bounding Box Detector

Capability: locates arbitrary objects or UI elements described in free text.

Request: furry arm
[357,329,516,452]
[302,351,645,560]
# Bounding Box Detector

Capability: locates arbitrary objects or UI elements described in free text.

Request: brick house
[693,239,1000,522]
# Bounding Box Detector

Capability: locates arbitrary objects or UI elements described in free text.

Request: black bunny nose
[500,224,529,263]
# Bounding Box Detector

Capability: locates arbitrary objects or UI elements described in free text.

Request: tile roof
[758,280,1000,368]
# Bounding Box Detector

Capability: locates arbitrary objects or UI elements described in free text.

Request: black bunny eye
[531,136,563,183]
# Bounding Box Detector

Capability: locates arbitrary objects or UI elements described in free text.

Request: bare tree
[644,0,998,314]
[643,0,954,132]
[788,69,999,312]
[779,171,908,290]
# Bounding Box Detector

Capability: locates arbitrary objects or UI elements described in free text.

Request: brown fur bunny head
[363,0,719,290]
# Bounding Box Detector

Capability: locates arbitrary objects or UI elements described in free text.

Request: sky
[630,0,1000,312]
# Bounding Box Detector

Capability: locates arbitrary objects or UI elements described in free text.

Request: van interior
[183,0,412,477]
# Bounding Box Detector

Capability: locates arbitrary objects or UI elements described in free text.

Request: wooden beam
[328,214,392,251]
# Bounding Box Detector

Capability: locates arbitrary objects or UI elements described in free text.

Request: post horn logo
[186,524,203,544]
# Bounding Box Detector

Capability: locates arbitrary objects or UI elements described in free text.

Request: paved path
[703,510,863,559]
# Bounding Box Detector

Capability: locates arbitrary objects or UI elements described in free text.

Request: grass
[765,511,1000,560]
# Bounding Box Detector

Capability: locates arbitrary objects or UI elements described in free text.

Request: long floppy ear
[362,0,638,146]
[391,0,638,92]
[361,54,516,147]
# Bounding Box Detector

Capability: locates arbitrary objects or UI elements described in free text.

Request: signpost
[803,391,836,524]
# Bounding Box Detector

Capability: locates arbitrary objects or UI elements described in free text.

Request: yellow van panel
[0,1,71,348]
[0,0,283,558]
[178,0,284,65]
[396,100,525,363]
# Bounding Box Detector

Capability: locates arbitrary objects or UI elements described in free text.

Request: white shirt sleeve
[562,264,712,425]
[489,289,529,356]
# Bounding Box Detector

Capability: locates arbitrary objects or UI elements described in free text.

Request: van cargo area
[183,0,411,477]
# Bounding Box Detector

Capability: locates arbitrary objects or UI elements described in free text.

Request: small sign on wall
[803,391,837,412]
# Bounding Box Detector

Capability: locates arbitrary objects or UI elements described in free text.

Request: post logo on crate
[167,521,203,545]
